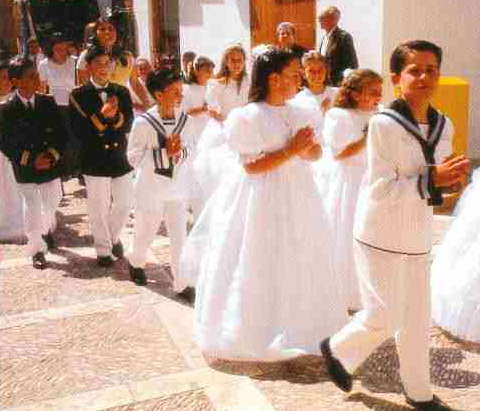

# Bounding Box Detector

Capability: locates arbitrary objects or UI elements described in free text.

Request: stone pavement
[1,181,480,411]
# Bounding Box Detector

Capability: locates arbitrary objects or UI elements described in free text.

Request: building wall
[179,0,250,67]
[383,0,480,156]
[133,0,152,60]
[316,0,384,74]
[0,0,19,55]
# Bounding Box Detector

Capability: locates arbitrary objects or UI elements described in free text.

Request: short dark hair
[390,40,442,75]
[8,56,35,80]
[85,45,111,64]
[146,69,182,97]
[248,46,297,103]
[186,56,215,84]
[44,32,68,59]
[182,51,196,62]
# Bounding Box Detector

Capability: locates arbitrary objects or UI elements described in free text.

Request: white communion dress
[180,101,348,361]
[322,107,377,310]
[431,168,480,342]
[193,78,250,208]
[0,92,25,242]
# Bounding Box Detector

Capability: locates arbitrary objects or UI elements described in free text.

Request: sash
[376,98,446,206]
[141,112,188,178]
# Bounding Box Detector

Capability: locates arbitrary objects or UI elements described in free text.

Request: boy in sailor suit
[127,69,194,298]
[0,56,67,269]
[69,46,134,267]
[319,40,470,411]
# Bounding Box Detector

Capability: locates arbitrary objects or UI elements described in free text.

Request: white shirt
[320,27,336,56]
[38,56,77,106]
[16,91,35,108]
[205,77,250,119]
[90,78,110,103]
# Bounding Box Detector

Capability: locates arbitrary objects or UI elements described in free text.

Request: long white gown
[431,168,480,342]
[0,92,25,242]
[193,78,250,208]
[323,107,376,310]
[181,101,347,361]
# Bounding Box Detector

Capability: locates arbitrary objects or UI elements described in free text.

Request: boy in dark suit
[69,46,134,267]
[0,56,67,269]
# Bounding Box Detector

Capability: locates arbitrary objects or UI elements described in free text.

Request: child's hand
[287,126,315,156]
[208,108,224,121]
[433,155,471,188]
[320,97,331,114]
[34,152,53,171]
[166,134,182,157]
[101,95,119,118]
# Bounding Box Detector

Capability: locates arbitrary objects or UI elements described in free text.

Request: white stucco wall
[179,0,250,68]
[316,0,384,74]
[133,0,152,60]
[383,0,480,156]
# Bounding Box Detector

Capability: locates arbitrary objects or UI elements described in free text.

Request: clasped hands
[433,154,471,190]
[101,96,119,119]
[285,126,317,158]
[166,134,183,163]
[34,151,56,171]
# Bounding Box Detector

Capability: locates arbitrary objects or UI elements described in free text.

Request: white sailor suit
[127,106,195,291]
[329,99,453,402]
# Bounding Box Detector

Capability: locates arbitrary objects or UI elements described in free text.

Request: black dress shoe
[320,338,353,393]
[406,395,452,411]
[128,263,147,286]
[177,286,196,304]
[32,252,48,269]
[97,256,114,267]
[112,241,124,259]
[42,232,55,250]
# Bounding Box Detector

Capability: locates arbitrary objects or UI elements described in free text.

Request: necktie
[26,101,33,111]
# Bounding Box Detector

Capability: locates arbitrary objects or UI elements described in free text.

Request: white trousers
[330,241,433,402]
[129,200,187,292]
[85,173,134,257]
[17,178,62,255]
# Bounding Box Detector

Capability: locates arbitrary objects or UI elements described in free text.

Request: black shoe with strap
[112,241,124,259]
[42,232,55,250]
[128,263,147,286]
[406,395,452,411]
[177,286,196,304]
[97,256,114,267]
[320,338,353,393]
[32,252,48,270]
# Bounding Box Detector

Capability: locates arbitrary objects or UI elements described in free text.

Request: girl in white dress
[0,61,25,242]
[194,44,250,207]
[182,47,347,362]
[323,69,383,311]
[182,57,215,218]
[431,169,480,342]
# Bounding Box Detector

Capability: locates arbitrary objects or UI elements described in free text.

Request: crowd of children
[0,13,476,409]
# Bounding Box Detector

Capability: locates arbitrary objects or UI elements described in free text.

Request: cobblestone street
[1,181,480,411]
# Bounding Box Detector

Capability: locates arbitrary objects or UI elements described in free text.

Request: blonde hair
[333,69,382,109]
[216,43,247,92]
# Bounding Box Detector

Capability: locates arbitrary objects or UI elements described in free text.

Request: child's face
[88,55,112,84]
[52,41,69,61]
[17,67,40,97]
[304,60,327,90]
[0,69,11,95]
[155,80,183,107]
[96,22,117,48]
[276,59,301,101]
[136,60,152,80]
[196,65,213,84]
[392,50,440,102]
[353,79,383,111]
[226,50,245,79]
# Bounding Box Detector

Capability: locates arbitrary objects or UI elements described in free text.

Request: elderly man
[276,22,308,61]
[318,7,358,86]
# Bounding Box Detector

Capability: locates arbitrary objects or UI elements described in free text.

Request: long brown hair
[216,43,247,93]
[333,69,382,109]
